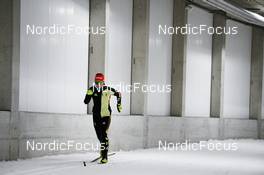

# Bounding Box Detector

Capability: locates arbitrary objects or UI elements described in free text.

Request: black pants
[93,113,111,159]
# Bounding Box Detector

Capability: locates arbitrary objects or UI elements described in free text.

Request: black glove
[117,104,122,113]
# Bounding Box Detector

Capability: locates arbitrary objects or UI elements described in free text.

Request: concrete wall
[19,0,89,114]
[221,118,258,138]
[19,112,97,158]
[1,111,261,160]
[0,111,10,160]
[109,116,145,150]
[261,120,264,139]
[18,112,146,158]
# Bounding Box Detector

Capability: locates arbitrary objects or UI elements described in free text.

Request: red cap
[95,73,104,82]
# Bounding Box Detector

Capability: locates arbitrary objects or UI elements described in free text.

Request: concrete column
[0,0,20,160]
[88,0,108,84]
[9,0,20,160]
[171,0,186,116]
[88,0,109,113]
[249,27,264,139]
[0,0,13,110]
[210,13,226,118]
[130,0,149,115]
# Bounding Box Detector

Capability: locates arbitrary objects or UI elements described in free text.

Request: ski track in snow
[1,139,264,175]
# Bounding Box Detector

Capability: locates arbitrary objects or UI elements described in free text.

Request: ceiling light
[202,0,264,27]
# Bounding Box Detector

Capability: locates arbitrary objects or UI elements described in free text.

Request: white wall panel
[223,20,252,118]
[184,6,212,117]
[146,0,173,115]
[107,0,132,115]
[20,0,89,113]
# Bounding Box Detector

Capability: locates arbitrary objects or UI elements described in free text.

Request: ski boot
[100,148,108,164]
[100,157,108,164]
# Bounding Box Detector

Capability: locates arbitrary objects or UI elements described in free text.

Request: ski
[83,152,116,166]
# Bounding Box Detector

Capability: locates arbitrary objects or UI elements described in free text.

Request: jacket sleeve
[84,87,93,104]
[110,87,121,105]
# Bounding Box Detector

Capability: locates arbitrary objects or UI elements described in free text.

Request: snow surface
[1,140,264,175]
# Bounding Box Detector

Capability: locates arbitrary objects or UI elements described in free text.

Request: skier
[84,73,122,164]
